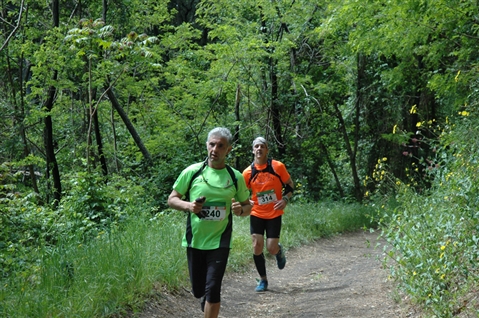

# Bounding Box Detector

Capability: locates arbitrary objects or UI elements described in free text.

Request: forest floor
[132,230,422,318]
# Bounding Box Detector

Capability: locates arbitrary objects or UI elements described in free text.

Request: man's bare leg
[204,301,220,318]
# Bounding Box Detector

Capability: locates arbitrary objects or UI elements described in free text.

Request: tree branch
[0,0,25,52]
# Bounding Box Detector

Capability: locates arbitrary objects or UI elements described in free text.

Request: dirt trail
[136,231,416,318]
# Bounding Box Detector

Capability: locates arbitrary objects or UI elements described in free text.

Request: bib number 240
[200,205,226,221]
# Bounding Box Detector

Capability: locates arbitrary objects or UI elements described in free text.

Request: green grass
[0,201,375,317]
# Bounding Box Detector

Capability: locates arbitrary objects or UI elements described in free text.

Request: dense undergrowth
[371,111,479,317]
[0,189,373,318]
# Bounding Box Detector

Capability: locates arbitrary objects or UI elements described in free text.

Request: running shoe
[255,279,268,292]
[276,243,286,270]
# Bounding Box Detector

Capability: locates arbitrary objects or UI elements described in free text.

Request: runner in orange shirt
[242,137,294,292]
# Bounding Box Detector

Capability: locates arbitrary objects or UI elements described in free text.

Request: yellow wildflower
[410,105,417,114]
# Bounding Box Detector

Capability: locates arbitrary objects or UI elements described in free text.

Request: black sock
[253,253,267,278]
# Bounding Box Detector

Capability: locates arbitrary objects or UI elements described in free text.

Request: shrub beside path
[136,231,418,318]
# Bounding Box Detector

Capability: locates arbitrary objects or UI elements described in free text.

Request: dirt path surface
[136,231,414,318]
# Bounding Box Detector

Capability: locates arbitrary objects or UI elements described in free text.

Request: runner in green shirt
[168,127,251,318]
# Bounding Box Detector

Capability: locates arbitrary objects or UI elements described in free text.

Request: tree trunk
[41,0,62,207]
[111,106,120,172]
[106,87,152,164]
[234,84,241,170]
[88,86,108,176]
[52,0,59,27]
[333,52,365,202]
[320,143,345,198]
[333,102,361,201]
[270,67,285,157]
[44,71,62,206]
[102,0,107,22]
[93,109,108,176]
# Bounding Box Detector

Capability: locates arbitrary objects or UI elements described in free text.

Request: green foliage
[370,111,479,316]
[282,201,376,246]
[0,164,56,279]
[1,212,186,317]
[1,201,374,317]
[59,172,136,238]
[0,169,150,280]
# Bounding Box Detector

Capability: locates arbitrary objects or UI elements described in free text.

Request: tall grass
[1,212,188,317]
[1,201,375,317]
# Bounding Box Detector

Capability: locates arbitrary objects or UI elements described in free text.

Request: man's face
[207,135,231,164]
[252,143,268,160]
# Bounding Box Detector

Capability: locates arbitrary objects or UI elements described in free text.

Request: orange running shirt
[242,160,291,219]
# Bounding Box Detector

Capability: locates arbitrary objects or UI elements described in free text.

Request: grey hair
[207,127,233,145]
[252,137,268,149]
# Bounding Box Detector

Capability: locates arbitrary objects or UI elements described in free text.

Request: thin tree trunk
[234,84,241,170]
[320,143,345,197]
[333,53,364,202]
[111,106,120,172]
[44,71,62,206]
[106,87,152,164]
[93,107,108,176]
[333,102,361,201]
[41,0,62,207]
[89,85,108,176]
[270,66,285,156]
[52,0,59,27]
[102,0,107,22]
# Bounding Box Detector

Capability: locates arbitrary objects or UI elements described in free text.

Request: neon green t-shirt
[173,162,250,250]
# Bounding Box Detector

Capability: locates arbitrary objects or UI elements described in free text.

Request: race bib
[200,202,227,221]
[257,189,277,205]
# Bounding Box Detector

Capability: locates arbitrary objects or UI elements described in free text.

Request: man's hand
[231,198,243,216]
[191,196,206,217]
[274,198,287,210]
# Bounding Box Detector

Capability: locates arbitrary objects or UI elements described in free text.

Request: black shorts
[250,215,282,238]
[186,247,230,303]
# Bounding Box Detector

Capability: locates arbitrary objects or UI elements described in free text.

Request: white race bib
[257,190,277,205]
[200,203,227,221]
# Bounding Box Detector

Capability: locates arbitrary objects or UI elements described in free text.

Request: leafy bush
[59,172,142,239]
[0,164,58,279]
[374,111,479,316]
[0,170,151,280]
